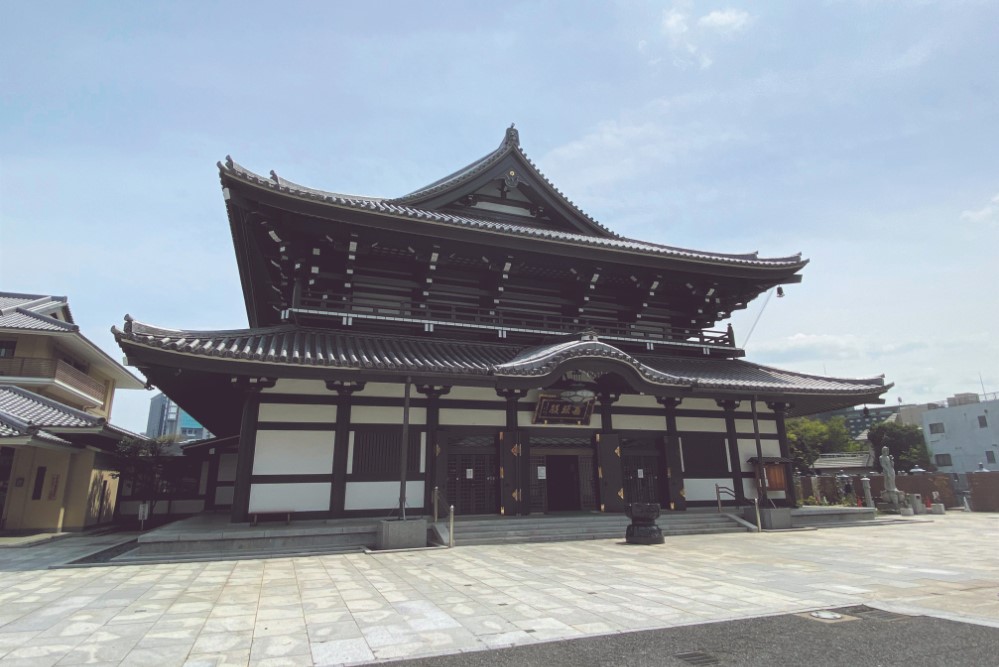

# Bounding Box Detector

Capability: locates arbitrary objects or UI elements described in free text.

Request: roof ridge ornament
[505,123,520,148]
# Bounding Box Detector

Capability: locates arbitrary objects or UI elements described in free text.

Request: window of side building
[929,422,945,434]
[934,453,952,467]
[979,415,988,428]
[987,451,996,464]
[0,341,15,358]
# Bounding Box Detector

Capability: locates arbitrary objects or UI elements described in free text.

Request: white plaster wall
[262,379,329,395]
[447,387,505,401]
[742,478,758,500]
[734,419,778,434]
[198,462,209,495]
[258,403,337,423]
[683,477,732,502]
[736,439,782,471]
[252,430,334,475]
[360,382,407,398]
[218,453,238,482]
[215,486,234,506]
[249,483,331,512]
[679,398,722,411]
[344,481,425,510]
[439,408,506,427]
[614,414,666,431]
[675,416,727,432]
[351,405,427,425]
[614,394,661,409]
[169,499,205,514]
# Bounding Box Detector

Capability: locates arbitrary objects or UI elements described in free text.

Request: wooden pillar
[230,377,274,523]
[497,389,528,516]
[769,401,796,506]
[204,449,221,511]
[657,396,686,511]
[597,391,619,433]
[417,385,451,515]
[327,380,365,517]
[717,399,747,505]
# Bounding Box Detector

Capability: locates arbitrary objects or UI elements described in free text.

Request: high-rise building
[145,392,211,441]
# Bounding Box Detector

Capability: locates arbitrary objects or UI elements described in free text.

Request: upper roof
[218,129,806,271]
[0,291,145,390]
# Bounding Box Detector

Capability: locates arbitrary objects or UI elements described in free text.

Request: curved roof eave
[219,158,807,272]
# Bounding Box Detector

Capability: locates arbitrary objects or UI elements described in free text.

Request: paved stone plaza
[0,513,996,666]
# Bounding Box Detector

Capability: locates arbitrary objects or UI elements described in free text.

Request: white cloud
[960,192,999,224]
[698,9,751,34]
[652,3,754,69]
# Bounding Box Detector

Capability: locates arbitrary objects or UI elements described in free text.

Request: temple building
[114,127,889,523]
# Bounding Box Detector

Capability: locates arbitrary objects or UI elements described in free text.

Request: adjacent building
[0,292,145,531]
[145,392,212,441]
[923,393,999,473]
[114,128,890,523]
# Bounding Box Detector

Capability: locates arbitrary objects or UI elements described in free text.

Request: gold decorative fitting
[597,466,604,478]
[614,446,621,457]
[617,488,624,500]
[499,467,505,479]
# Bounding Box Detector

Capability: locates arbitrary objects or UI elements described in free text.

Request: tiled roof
[812,453,874,469]
[115,320,887,398]
[389,125,619,238]
[0,292,77,332]
[0,410,71,446]
[0,385,105,428]
[0,385,143,440]
[220,158,805,270]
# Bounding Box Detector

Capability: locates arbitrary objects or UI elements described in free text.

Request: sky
[2,1,997,435]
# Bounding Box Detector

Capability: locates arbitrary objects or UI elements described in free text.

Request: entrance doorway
[545,455,581,512]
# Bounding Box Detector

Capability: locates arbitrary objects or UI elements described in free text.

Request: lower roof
[115,319,890,423]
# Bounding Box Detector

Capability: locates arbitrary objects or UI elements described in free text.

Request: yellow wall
[61,450,119,530]
[2,446,72,532]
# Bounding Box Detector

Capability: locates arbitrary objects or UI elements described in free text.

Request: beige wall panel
[350,405,426,425]
[614,414,666,431]
[446,387,505,402]
[258,403,337,423]
[360,382,408,398]
[253,430,334,475]
[217,453,238,482]
[734,419,778,435]
[215,486,234,506]
[683,477,733,502]
[262,379,329,395]
[680,398,723,412]
[439,408,506,427]
[614,394,661,409]
[675,416,727,433]
[344,481,424,511]
[737,440,782,471]
[249,482,331,512]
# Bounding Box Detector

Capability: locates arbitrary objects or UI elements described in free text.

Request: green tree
[115,435,184,518]
[785,416,860,473]
[867,422,934,473]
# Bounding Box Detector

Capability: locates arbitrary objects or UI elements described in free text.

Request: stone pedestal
[900,507,914,516]
[754,507,792,530]
[931,503,946,515]
[626,503,664,545]
[376,519,428,550]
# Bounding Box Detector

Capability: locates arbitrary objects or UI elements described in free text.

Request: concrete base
[377,519,428,550]
[931,503,946,515]
[900,507,914,516]
[749,507,792,530]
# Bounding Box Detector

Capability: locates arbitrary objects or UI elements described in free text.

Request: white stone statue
[880,446,897,493]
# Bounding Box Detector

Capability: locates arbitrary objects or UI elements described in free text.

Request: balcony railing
[295,296,735,348]
[0,357,108,404]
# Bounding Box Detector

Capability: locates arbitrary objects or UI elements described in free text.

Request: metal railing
[432,486,456,548]
[716,483,761,532]
[0,357,107,403]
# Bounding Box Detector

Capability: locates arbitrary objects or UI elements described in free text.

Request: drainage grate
[832,605,910,622]
[675,651,720,666]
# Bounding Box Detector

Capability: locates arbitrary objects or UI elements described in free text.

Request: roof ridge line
[0,384,105,426]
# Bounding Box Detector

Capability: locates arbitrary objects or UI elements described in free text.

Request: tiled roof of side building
[0,410,72,446]
[115,320,888,398]
[0,385,145,440]
[0,292,77,332]
[220,159,806,270]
